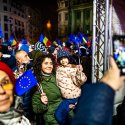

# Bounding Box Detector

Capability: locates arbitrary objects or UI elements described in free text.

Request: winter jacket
[56,64,87,99]
[71,82,115,125]
[32,74,63,125]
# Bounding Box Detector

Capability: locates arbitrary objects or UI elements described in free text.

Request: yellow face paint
[2,83,13,90]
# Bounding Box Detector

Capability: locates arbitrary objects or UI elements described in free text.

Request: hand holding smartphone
[113,35,125,75]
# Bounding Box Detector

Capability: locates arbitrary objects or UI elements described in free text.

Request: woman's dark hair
[33,54,55,82]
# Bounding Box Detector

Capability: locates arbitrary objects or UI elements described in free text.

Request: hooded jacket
[32,74,62,125]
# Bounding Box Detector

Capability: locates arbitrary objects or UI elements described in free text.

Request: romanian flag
[9,36,17,46]
[53,41,58,46]
[78,33,88,44]
[43,36,49,45]
[78,33,91,47]
[39,34,51,47]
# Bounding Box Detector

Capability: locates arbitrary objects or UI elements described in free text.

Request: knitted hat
[57,49,71,60]
[34,41,47,53]
[0,62,15,85]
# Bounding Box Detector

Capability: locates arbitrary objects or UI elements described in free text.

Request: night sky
[21,0,58,21]
[23,0,58,40]
[24,0,58,15]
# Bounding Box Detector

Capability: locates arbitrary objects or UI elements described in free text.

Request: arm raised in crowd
[71,56,125,125]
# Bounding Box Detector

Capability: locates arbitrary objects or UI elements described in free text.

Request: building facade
[0,0,41,43]
[57,0,93,38]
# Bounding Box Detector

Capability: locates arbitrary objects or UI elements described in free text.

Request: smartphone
[113,35,125,75]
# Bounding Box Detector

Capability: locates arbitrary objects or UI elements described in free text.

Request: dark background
[24,0,58,19]
[23,0,58,40]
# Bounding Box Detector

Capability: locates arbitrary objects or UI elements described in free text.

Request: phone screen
[113,35,125,74]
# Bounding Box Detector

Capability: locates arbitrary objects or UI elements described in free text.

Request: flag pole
[37,83,43,93]
[78,47,81,64]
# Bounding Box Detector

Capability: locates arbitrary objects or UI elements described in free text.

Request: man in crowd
[13,50,35,123]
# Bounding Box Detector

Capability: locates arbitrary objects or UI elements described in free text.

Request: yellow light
[47,20,51,29]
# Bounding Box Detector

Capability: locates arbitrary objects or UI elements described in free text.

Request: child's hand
[40,92,48,105]
[77,65,83,72]
[69,104,76,109]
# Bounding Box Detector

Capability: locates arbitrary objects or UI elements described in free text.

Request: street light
[46,20,52,39]
[46,20,51,29]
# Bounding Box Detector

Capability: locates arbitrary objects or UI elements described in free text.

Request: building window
[18,21,20,26]
[21,14,24,18]
[15,27,17,31]
[58,14,61,22]
[18,13,20,16]
[65,13,68,20]
[4,23,8,31]
[65,1,68,7]
[4,33,8,40]
[14,11,16,14]
[22,22,24,27]
[3,0,7,3]
[4,15,8,22]
[3,6,8,11]
[84,9,91,33]
[76,11,81,19]
[15,19,17,25]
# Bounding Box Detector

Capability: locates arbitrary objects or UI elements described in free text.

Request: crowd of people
[0,38,125,125]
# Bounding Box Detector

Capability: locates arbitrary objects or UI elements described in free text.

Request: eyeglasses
[0,79,13,90]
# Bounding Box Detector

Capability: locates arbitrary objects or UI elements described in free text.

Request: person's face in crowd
[60,57,69,67]
[16,51,30,65]
[0,71,14,112]
[41,57,53,74]
[53,47,59,57]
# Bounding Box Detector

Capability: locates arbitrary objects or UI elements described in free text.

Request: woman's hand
[40,92,48,105]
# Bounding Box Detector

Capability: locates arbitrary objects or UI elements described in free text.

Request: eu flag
[15,70,38,96]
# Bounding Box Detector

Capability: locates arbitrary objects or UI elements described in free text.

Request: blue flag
[39,34,44,42]
[21,39,28,44]
[0,24,4,38]
[68,34,75,43]
[78,32,88,44]
[56,40,61,46]
[15,70,38,96]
